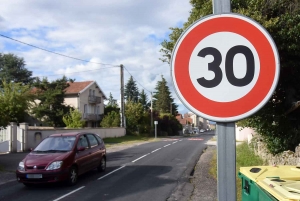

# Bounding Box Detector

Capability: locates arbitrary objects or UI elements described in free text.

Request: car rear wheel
[97,157,106,172]
[67,166,78,186]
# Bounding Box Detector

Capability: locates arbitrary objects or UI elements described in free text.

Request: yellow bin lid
[240,166,300,201]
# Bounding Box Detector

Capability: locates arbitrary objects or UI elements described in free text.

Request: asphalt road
[0,134,212,201]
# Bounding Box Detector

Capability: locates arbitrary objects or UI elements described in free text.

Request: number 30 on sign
[171,13,279,122]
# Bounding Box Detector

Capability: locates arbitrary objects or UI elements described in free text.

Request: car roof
[50,132,86,137]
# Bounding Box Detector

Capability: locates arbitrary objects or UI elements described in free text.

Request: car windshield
[34,136,76,152]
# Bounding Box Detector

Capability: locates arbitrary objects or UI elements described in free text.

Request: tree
[0,81,34,127]
[31,76,73,127]
[63,108,85,128]
[139,89,150,111]
[107,92,118,107]
[160,0,300,154]
[125,100,145,134]
[0,53,34,86]
[100,111,120,128]
[153,75,178,115]
[124,76,139,103]
[104,93,120,115]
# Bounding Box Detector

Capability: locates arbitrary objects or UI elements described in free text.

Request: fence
[0,127,10,142]
[0,122,126,153]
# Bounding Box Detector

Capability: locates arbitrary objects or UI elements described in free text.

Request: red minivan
[16,132,106,186]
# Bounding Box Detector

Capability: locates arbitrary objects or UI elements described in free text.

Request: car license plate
[26,174,42,179]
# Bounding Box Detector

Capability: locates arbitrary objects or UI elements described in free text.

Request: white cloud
[0,0,192,114]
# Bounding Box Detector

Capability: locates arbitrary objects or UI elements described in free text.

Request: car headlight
[46,161,63,170]
[18,161,25,171]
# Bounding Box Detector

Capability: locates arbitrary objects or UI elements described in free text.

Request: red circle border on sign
[173,15,278,121]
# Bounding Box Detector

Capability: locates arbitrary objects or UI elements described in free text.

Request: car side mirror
[77,146,85,152]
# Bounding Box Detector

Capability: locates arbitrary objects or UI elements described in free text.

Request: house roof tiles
[65,81,93,94]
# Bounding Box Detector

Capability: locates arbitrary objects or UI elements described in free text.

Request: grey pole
[217,122,236,201]
[151,92,153,129]
[155,123,157,139]
[213,0,237,201]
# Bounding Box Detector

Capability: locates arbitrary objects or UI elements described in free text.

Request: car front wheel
[97,157,106,172]
[67,166,78,186]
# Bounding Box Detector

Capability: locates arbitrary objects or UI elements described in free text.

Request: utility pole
[120,64,125,128]
[150,92,153,129]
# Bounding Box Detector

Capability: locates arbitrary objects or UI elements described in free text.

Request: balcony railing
[83,113,103,121]
[88,96,101,104]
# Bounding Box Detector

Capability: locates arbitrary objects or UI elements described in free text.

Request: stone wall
[252,138,300,165]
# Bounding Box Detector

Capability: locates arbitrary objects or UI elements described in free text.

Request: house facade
[64,81,107,127]
[189,113,210,130]
[176,112,210,130]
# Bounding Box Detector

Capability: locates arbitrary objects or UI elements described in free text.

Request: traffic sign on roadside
[171,13,279,122]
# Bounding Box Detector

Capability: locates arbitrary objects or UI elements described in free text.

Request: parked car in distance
[200,129,205,133]
[16,132,106,186]
[193,128,199,134]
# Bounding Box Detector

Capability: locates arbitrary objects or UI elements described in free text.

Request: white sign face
[154,121,158,125]
[171,13,280,122]
[189,32,260,102]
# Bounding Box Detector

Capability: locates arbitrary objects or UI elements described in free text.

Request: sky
[0,0,193,115]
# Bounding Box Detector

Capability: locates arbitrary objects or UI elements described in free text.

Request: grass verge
[209,142,264,201]
[103,135,156,147]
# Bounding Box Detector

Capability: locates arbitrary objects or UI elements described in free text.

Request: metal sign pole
[155,124,157,139]
[213,0,236,200]
[217,122,236,200]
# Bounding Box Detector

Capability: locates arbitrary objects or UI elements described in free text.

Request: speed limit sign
[171,13,279,122]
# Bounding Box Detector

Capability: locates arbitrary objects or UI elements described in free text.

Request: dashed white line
[98,165,126,180]
[132,154,149,163]
[151,148,162,153]
[53,186,85,201]
[52,140,183,201]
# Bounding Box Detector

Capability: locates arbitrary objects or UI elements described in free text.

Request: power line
[0,34,118,67]
[0,34,153,94]
[37,66,120,77]
[123,66,151,93]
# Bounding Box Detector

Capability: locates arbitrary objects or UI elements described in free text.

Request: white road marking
[98,166,126,180]
[53,186,85,201]
[132,154,149,163]
[151,148,162,153]
[164,144,171,147]
[172,141,178,144]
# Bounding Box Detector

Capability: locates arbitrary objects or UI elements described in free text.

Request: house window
[93,90,95,96]
[89,89,92,96]
[84,104,88,113]
[97,106,100,114]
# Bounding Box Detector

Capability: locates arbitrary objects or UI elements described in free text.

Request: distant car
[16,132,106,186]
[200,129,204,133]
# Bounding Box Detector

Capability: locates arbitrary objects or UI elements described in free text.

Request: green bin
[239,171,278,201]
[239,166,300,201]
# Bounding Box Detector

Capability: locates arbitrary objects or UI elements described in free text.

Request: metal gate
[0,127,11,152]
[17,126,24,152]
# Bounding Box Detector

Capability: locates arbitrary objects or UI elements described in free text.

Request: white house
[64,81,107,127]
